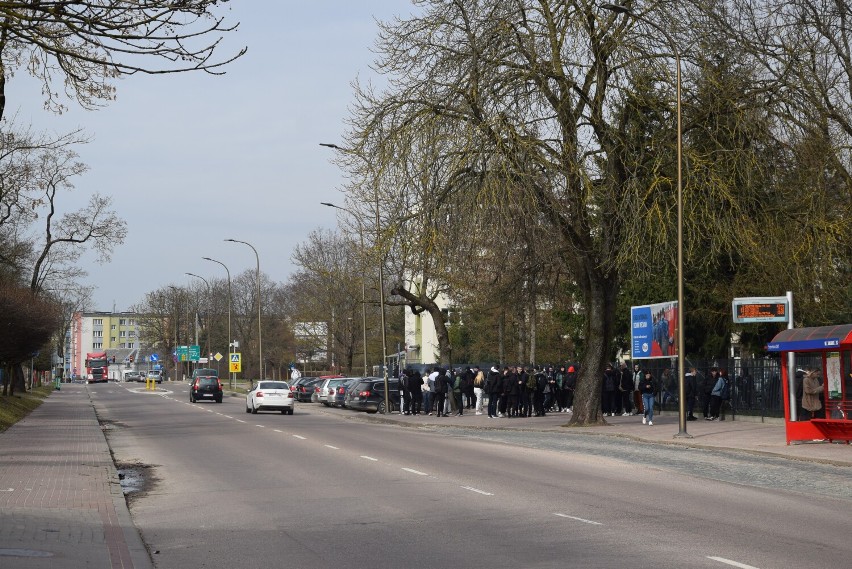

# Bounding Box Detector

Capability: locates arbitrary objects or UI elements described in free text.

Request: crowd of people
[395,362,738,426]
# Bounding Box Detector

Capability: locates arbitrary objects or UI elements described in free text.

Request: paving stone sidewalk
[0,385,152,569]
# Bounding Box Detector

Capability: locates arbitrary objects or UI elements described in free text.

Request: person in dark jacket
[619,362,634,416]
[640,370,656,425]
[434,368,448,417]
[563,365,577,413]
[409,368,423,415]
[602,364,619,416]
[685,367,698,420]
[400,368,413,415]
[702,367,718,418]
[485,365,501,418]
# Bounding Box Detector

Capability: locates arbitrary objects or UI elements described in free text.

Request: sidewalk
[356,405,852,467]
[1,390,849,569]
[0,385,152,569]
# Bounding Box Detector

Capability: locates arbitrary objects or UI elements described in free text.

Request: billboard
[631,301,679,360]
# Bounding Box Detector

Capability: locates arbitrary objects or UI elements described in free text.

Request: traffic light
[129,355,134,363]
[112,356,116,363]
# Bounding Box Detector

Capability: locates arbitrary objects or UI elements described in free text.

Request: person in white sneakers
[472,367,485,415]
[639,369,656,426]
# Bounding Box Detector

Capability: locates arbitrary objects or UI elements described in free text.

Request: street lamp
[320,142,390,414]
[321,201,369,377]
[225,239,263,380]
[203,256,234,389]
[602,3,689,437]
[167,285,181,382]
[186,272,212,365]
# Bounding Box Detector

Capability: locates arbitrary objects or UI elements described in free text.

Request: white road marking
[360,456,378,461]
[324,445,340,450]
[707,557,761,569]
[223,415,233,419]
[402,468,428,476]
[292,435,306,440]
[274,429,283,433]
[256,425,265,428]
[554,513,602,525]
[235,419,246,423]
[1,488,13,492]
[461,486,493,496]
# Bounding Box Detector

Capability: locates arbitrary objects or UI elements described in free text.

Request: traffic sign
[150,353,159,362]
[189,345,201,362]
[229,352,241,373]
[214,352,223,362]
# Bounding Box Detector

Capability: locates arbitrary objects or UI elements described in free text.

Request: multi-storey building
[67,312,143,379]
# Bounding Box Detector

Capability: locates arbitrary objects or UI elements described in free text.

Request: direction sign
[189,345,201,362]
[229,352,242,373]
[150,354,159,362]
[176,346,189,362]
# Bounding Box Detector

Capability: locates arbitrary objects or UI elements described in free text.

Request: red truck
[85,351,109,384]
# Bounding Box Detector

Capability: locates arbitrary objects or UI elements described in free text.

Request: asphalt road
[90,383,851,569]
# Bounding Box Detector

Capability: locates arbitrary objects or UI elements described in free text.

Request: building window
[120,331,126,338]
[111,324,116,330]
[93,342,102,349]
[129,331,136,337]
[128,342,135,348]
[93,330,103,338]
[119,319,127,325]
[111,337,116,343]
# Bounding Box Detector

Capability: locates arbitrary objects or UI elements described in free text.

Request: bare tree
[0,0,246,121]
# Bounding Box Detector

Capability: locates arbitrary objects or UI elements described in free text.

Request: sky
[8,1,413,312]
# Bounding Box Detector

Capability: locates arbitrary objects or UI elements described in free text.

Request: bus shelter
[766,324,852,444]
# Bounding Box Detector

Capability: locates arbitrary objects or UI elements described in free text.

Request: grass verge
[0,386,54,433]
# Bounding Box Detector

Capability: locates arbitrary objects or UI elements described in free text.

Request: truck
[85,351,109,384]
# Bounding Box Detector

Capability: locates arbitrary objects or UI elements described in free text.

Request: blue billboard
[631,300,679,360]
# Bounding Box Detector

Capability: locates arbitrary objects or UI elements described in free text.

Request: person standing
[472,367,485,415]
[564,365,577,413]
[685,367,698,420]
[410,369,423,415]
[702,367,719,419]
[707,368,731,421]
[619,362,633,416]
[486,365,501,418]
[434,368,448,417]
[632,363,643,416]
[602,364,618,416]
[640,370,656,426]
[425,368,437,415]
[802,369,824,420]
[400,368,413,415]
[452,370,464,416]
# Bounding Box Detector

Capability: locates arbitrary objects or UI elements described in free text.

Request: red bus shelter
[766,324,852,444]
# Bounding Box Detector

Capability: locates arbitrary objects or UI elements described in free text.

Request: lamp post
[167,285,181,382]
[225,239,263,380]
[203,256,233,389]
[602,3,689,437]
[320,143,390,414]
[186,272,212,365]
[321,201,369,377]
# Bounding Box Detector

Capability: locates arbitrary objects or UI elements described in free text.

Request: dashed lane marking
[324,445,340,450]
[235,419,246,423]
[256,425,265,428]
[360,456,378,461]
[707,557,761,569]
[554,513,602,525]
[402,468,428,476]
[274,429,283,433]
[461,486,493,496]
[292,435,306,440]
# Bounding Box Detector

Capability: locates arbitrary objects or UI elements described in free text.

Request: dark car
[331,377,362,408]
[291,377,322,402]
[345,377,400,413]
[190,374,223,403]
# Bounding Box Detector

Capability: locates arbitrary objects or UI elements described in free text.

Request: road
[89,383,851,569]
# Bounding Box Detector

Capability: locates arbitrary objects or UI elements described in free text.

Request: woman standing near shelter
[802,369,824,420]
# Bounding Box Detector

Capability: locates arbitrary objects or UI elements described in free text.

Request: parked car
[291,377,322,402]
[311,375,344,403]
[246,380,294,415]
[345,378,400,414]
[316,377,348,406]
[190,375,223,403]
[330,377,362,408]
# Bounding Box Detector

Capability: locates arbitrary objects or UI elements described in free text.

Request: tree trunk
[567,267,618,426]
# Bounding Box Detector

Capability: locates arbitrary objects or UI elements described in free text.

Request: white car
[318,378,347,407]
[246,381,295,415]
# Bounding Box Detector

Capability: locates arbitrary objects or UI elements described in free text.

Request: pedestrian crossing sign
[229,352,241,373]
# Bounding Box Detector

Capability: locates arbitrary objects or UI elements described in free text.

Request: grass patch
[0,386,54,433]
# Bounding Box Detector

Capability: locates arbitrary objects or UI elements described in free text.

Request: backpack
[526,374,538,391]
[720,378,731,400]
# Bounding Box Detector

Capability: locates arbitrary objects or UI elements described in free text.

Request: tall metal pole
[168,286,181,382]
[186,273,212,365]
[603,4,690,437]
[321,201,369,376]
[320,143,390,412]
[226,239,263,380]
[203,257,233,389]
